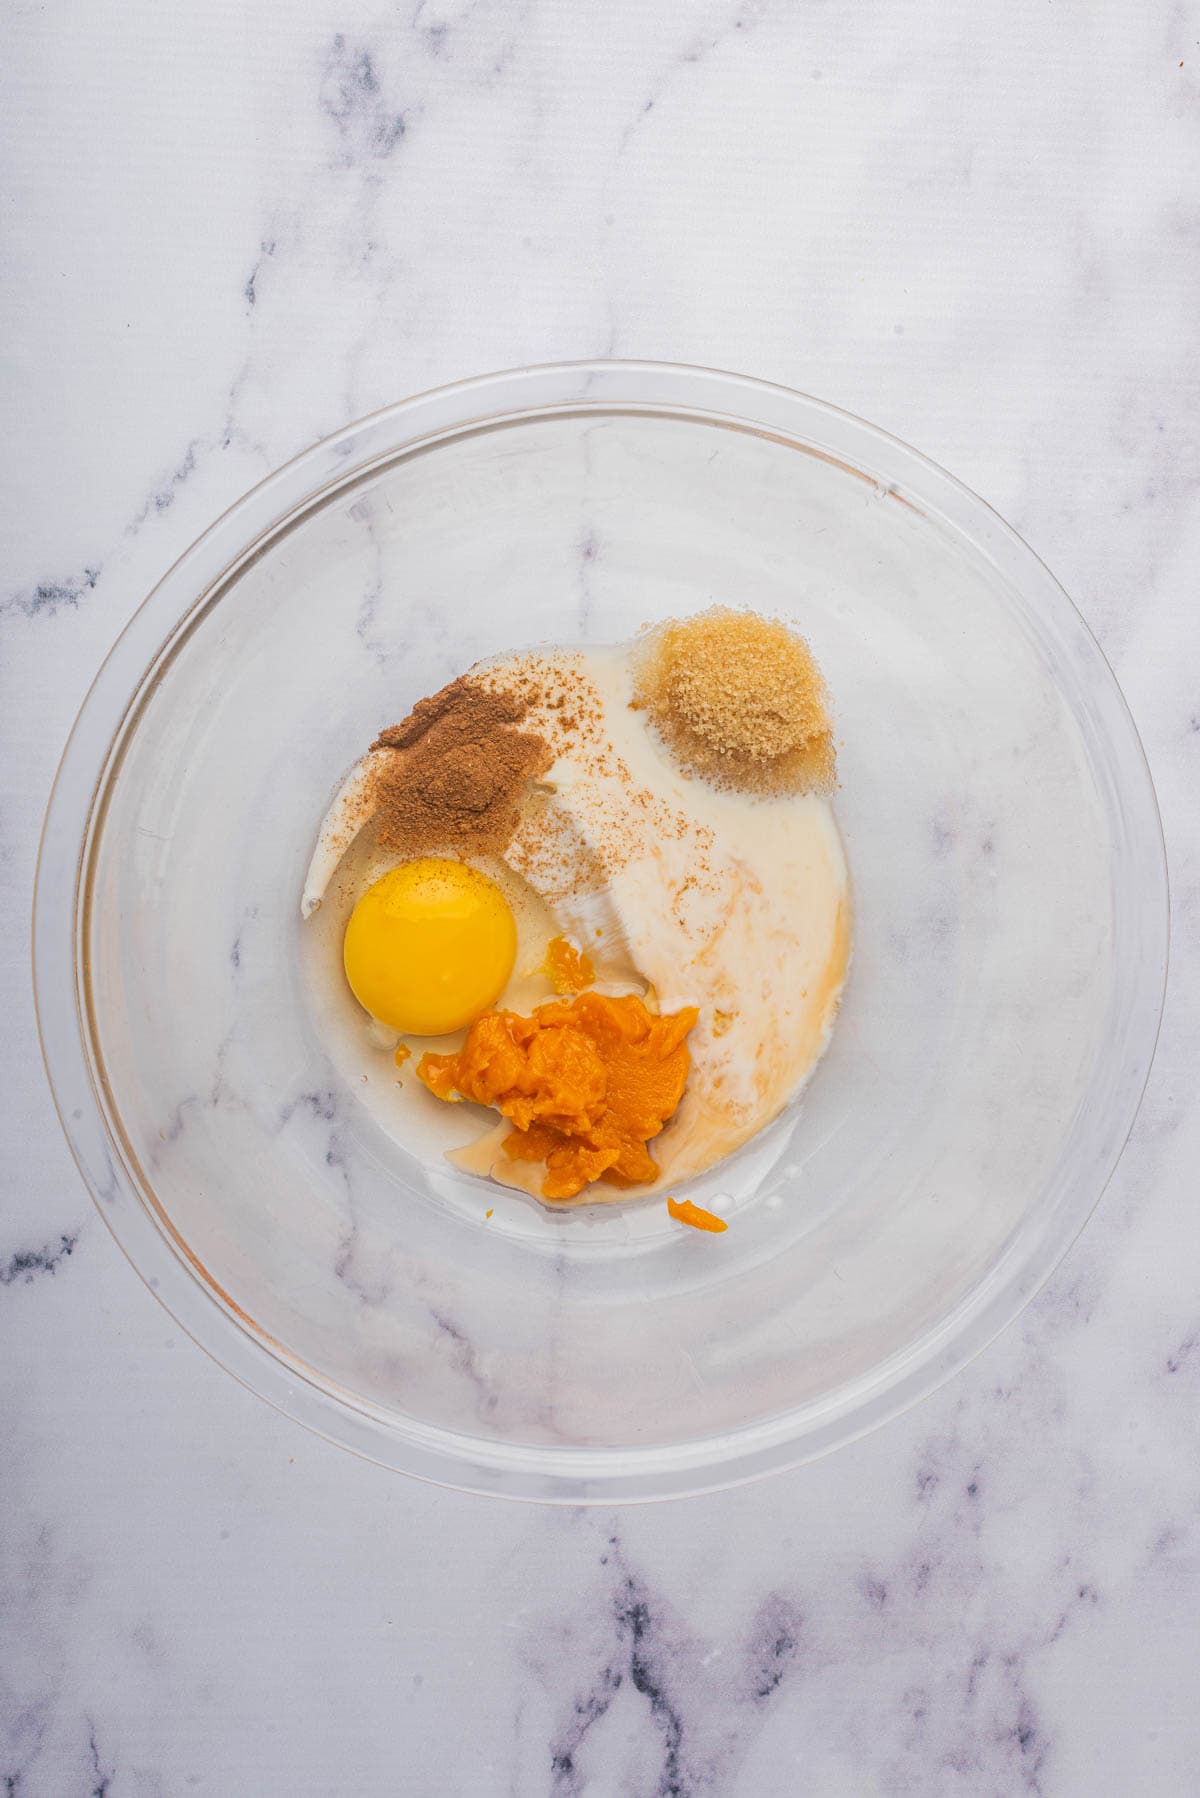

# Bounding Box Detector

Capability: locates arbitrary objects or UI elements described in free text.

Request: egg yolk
[343,858,516,1036]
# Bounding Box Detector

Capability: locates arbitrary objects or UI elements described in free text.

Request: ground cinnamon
[367,675,551,858]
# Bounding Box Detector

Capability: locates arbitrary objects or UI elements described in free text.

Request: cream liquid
[301,645,851,1204]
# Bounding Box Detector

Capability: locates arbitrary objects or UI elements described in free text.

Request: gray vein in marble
[0,1516,91,1798]
[347,495,390,662]
[125,441,203,531]
[410,0,527,85]
[242,238,277,312]
[279,1087,394,1308]
[85,1722,114,1798]
[741,1592,802,1703]
[0,1233,79,1288]
[319,35,408,167]
[536,1524,807,1798]
[617,3,766,153]
[1,423,261,628]
[228,904,260,978]
[151,1030,246,1170]
[1,569,100,623]
[2,1694,51,1798]
[428,1306,500,1419]
[548,1543,689,1798]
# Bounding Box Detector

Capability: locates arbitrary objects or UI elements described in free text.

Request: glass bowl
[34,362,1167,1501]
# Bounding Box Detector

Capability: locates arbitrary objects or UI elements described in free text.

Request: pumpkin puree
[417,991,698,1200]
[543,934,595,994]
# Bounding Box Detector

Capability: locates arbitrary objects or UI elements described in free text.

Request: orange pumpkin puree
[544,934,595,994]
[667,1196,728,1233]
[418,991,698,1200]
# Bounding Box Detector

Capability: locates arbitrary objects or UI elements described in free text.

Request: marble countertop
[4,1,1197,1791]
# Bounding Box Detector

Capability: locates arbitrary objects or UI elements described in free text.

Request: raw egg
[343,858,516,1035]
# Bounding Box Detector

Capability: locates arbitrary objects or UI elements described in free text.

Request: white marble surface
[3,0,1197,1790]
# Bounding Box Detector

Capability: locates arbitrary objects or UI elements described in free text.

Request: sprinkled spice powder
[632,608,836,795]
[366,675,552,858]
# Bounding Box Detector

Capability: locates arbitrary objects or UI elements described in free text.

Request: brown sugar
[367,675,552,857]
[631,608,836,796]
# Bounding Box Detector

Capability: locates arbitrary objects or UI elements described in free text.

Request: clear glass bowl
[34,363,1167,1501]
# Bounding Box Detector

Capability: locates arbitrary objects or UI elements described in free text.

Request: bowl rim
[32,358,1170,1502]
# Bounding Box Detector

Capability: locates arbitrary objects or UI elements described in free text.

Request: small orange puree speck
[544,935,595,994]
[667,1197,728,1234]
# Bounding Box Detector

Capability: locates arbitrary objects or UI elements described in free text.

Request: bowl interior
[53,381,1164,1497]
